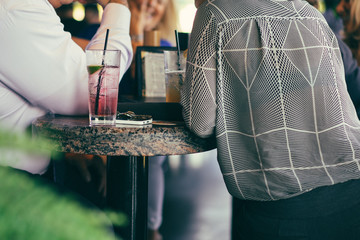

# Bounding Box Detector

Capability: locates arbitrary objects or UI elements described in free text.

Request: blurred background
[58,0,327,37]
[65,0,197,34]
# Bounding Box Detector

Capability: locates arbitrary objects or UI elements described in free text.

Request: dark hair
[306,0,319,8]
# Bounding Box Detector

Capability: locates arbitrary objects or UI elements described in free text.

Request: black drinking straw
[94,29,110,115]
[174,30,181,70]
[102,29,110,64]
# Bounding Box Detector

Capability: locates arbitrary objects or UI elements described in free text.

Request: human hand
[129,0,148,37]
[77,0,129,9]
[64,153,107,197]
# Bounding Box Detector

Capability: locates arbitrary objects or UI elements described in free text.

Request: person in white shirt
[0,0,132,175]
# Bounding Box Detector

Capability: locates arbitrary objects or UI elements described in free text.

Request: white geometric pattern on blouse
[181,0,360,201]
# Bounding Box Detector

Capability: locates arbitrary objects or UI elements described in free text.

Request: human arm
[72,36,90,51]
[0,0,132,116]
[337,35,360,116]
[180,4,217,138]
[129,0,147,50]
[72,0,130,51]
[78,0,129,8]
[86,2,133,78]
[126,0,148,78]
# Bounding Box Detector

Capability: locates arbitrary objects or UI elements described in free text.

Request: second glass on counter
[164,50,186,103]
[86,49,121,126]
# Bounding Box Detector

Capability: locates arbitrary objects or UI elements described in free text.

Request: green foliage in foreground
[0,127,57,157]
[0,127,127,240]
[0,167,122,240]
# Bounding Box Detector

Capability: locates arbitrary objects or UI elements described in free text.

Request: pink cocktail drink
[88,65,120,125]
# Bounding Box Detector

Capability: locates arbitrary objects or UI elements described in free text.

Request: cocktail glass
[86,49,121,126]
[164,50,186,103]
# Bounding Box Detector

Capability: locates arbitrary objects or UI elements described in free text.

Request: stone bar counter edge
[32,114,216,157]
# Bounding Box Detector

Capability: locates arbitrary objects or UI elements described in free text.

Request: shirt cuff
[101,3,131,33]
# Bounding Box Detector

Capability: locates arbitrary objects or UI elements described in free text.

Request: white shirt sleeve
[0,0,132,117]
[87,3,133,78]
[0,0,132,174]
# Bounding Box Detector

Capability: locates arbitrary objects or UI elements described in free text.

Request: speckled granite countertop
[32,114,216,156]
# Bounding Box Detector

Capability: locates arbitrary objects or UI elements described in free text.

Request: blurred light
[97,4,104,21]
[73,2,85,21]
[319,0,325,13]
[179,4,197,33]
